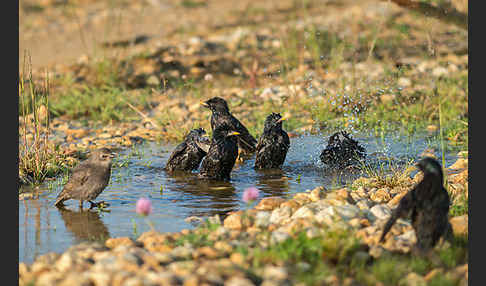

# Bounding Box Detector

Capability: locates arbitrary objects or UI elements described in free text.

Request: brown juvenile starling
[254,112,290,169]
[198,124,240,180]
[319,131,366,168]
[54,148,115,209]
[379,157,453,253]
[165,128,211,172]
[201,97,257,154]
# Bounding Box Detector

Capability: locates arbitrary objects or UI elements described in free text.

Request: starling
[165,128,211,172]
[201,97,257,154]
[54,148,115,209]
[319,131,366,168]
[198,124,240,180]
[379,157,453,253]
[255,112,290,169]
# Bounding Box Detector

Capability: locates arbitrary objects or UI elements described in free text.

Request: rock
[370,188,391,203]
[432,66,449,77]
[168,260,197,277]
[270,206,292,225]
[398,77,412,87]
[87,271,111,286]
[105,237,135,249]
[292,193,312,205]
[356,199,371,210]
[226,277,255,286]
[380,94,396,103]
[262,266,288,281]
[55,253,75,272]
[291,205,316,220]
[315,206,337,225]
[450,215,468,235]
[171,246,194,260]
[270,231,290,245]
[334,205,360,221]
[255,197,286,211]
[194,246,219,259]
[448,158,468,170]
[230,252,245,265]
[36,272,64,286]
[399,272,426,286]
[224,211,248,230]
[214,241,233,253]
[254,211,271,228]
[279,200,301,211]
[309,186,326,201]
[370,204,392,220]
[387,191,407,207]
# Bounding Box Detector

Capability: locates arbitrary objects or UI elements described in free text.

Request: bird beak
[277,116,288,123]
[229,131,240,136]
[109,152,116,158]
[200,100,209,108]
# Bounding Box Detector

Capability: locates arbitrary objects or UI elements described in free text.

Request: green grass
[50,85,152,123]
[449,193,468,217]
[233,226,467,285]
[19,53,75,186]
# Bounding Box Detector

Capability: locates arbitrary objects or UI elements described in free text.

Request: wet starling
[198,124,240,180]
[254,113,290,169]
[54,148,115,209]
[165,128,211,172]
[379,157,453,253]
[201,97,257,154]
[319,131,366,168]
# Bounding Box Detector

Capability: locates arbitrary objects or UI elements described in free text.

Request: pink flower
[136,197,152,216]
[242,187,260,203]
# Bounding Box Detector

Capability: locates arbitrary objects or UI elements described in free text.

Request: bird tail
[54,194,68,207]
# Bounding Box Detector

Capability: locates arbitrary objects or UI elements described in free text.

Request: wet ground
[19,132,459,264]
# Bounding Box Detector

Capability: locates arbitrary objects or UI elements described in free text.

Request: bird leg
[236,148,244,163]
[79,200,84,210]
[89,200,110,209]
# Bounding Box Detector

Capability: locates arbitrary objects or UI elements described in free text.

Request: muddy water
[19,133,460,263]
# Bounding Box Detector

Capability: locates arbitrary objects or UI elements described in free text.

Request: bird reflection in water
[57,207,110,243]
[165,171,239,219]
[254,168,291,198]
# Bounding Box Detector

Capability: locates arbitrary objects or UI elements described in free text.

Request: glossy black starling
[319,131,366,168]
[54,148,115,209]
[201,97,257,154]
[165,128,211,172]
[379,157,453,252]
[254,113,290,169]
[198,124,240,180]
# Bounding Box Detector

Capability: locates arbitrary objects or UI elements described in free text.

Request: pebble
[270,206,292,225]
[369,204,392,221]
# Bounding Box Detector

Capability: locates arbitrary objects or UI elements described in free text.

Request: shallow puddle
[19,132,460,263]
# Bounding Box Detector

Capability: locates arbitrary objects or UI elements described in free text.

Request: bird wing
[282,131,290,149]
[199,146,221,175]
[166,142,188,165]
[380,189,416,242]
[58,163,92,199]
[229,115,257,151]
